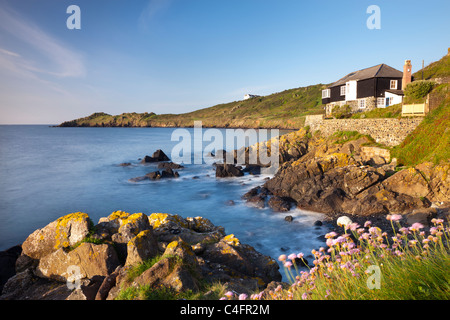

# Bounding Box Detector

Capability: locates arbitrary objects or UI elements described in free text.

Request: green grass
[413,52,450,80]
[351,103,402,119]
[116,281,228,301]
[391,84,450,166]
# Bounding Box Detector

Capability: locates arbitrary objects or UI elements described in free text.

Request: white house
[244,94,261,100]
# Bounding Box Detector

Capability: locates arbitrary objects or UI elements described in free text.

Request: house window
[390,80,398,90]
[359,99,366,109]
[322,89,330,99]
[340,86,346,96]
[377,98,386,108]
[386,97,391,106]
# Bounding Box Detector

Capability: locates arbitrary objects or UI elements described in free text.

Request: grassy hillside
[391,83,450,166]
[59,84,326,129]
[413,51,450,80]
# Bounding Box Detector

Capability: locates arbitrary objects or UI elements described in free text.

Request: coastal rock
[2,211,281,300]
[215,164,244,178]
[0,245,22,293]
[125,230,159,266]
[157,162,184,170]
[129,169,179,182]
[259,132,444,217]
[21,212,91,260]
[268,196,292,212]
[200,234,281,285]
[36,243,120,282]
[140,149,170,164]
[148,213,225,244]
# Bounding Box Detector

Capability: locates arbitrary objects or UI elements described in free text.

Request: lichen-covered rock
[148,213,225,245]
[22,212,91,260]
[125,230,159,266]
[200,234,281,287]
[36,243,120,282]
[118,212,151,242]
[97,210,130,235]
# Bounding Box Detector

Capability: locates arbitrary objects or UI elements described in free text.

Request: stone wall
[304,116,423,146]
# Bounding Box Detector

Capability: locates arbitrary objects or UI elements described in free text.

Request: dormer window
[390,80,398,90]
[340,86,346,96]
[322,89,331,99]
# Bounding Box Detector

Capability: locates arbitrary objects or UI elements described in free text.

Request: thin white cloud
[139,0,172,31]
[0,47,21,57]
[0,4,86,78]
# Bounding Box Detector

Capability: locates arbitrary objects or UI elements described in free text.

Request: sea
[0,125,328,273]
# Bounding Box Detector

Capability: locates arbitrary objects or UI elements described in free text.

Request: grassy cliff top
[59,84,326,129]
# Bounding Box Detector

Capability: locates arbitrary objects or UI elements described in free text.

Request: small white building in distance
[244,94,261,100]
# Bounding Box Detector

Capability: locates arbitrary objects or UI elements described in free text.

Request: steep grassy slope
[391,83,450,166]
[413,51,450,80]
[59,84,326,129]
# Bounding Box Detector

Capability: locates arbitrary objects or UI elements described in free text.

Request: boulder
[0,245,22,293]
[125,230,159,266]
[129,169,179,182]
[1,268,72,300]
[36,243,120,282]
[200,234,281,286]
[140,150,170,164]
[268,196,292,212]
[22,212,91,260]
[158,162,184,170]
[215,164,244,178]
[148,213,225,245]
[404,207,438,227]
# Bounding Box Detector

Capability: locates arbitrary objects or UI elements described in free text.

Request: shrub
[405,80,435,100]
[331,104,352,119]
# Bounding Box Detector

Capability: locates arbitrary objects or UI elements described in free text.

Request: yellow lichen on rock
[223,234,240,247]
[54,212,90,249]
[148,213,187,229]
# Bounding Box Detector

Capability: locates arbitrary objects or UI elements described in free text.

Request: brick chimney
[402,60,412,90]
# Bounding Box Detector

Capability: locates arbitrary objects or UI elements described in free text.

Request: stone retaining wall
[305,115,422,146]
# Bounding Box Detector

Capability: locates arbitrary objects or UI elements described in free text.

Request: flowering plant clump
[220,216,450,300]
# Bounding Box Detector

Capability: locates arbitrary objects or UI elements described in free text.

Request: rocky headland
[222,128,450,229]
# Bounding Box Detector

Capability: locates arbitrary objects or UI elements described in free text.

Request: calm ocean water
[0,125,328,271]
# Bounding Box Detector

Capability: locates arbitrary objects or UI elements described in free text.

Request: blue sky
[0,0,449,124]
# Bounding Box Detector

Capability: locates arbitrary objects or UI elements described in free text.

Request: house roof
[386,89,404,96]
[329,64,403,87]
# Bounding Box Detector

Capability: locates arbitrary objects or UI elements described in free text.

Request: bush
[331,104,352,119]
[405,80,435,100]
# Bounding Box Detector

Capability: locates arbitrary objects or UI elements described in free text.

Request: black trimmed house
[322,61,412,116]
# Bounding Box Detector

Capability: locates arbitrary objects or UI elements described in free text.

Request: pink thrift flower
[410,223,424,231]
[387,214,402,221]
[284,261,293,269]
[297,253,304,259]
[364,221,372,228]
[278,254,287,261]
[301,293,308,300]
[239,294,248,300]
[288,253,297,261]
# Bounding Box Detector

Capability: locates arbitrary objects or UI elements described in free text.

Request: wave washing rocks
[127,149,183,182]
[0,211,281,300]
